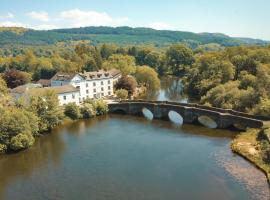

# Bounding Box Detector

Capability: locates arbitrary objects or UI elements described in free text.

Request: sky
[0,0,269,40]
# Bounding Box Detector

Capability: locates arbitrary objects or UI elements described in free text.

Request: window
[108,92,111,96]
[72,94,75,99]
[63,96,66,100]
[86,89,89,94]
[76,86,80,89]
[86,83,88,87]
[101,87,104,91]
[108,86,111,90]
[101,81,104,85]
[93,89,96,93]
[101,93,104,96]
[108,80,111,84]
[93,82,96,87]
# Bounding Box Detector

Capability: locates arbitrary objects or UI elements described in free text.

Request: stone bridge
[108,100,266,129]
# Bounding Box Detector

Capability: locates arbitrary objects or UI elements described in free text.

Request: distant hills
[0,26,269,47]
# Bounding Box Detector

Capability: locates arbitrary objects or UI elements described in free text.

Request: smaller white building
[11,83,80,105]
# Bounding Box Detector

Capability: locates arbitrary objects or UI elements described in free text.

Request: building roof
[47,85,80,94]
[79,69,121,80]
[11,83,42,94]
[109,69,121,78]
[50,69,121,82]
[11,84,79,95]
[36,79,51,86]
[51,72,78,81]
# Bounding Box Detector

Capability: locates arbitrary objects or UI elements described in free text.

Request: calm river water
[0,77,269,200]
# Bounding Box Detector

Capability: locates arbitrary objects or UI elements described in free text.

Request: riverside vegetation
[0,79,108,154]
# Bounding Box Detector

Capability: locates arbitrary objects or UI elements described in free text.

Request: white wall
[51,74,115,101]
[58,91,80,105]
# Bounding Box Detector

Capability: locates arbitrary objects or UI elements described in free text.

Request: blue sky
[0,0,269,40]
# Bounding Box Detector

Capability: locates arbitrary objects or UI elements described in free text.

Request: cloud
[27,11,49,22]
[0,13,14,19]
[148,22,173,30]
[59,9,128,27]
[0,21,26,27]
[0,9,129,30]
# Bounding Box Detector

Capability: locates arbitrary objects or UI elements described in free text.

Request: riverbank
[231,128,270,183]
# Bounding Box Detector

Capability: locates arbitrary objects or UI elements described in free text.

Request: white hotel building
[11,69,121,106]
[50,69,121,103]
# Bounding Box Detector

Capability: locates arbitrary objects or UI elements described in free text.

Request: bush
[80,103,96,118]
[9,133,35,151]
[95,100,109,115]
[64,103,81,120]
[0,143,7,154]
[116,89,128,100]
[84,99,108,116]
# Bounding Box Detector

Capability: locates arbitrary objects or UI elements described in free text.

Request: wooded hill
[0,26,269,47]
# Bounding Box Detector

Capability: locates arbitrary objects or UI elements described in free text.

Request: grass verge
[231,128,270,183]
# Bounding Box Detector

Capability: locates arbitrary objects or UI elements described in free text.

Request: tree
[103,54,136,75]
[0,77,8,95]
[100,44,116,59]
[3,69,31,88]
[135,66,160,91]
[30,90,64,132]
[115,76,137,95]
[0,107,37,151]
[253,98,270,116]
[80,103,96,118]
[116,89,129,100]
[166,44,195,75]
[64,103,81,120]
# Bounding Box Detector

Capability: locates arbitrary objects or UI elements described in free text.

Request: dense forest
[0,26,269,47]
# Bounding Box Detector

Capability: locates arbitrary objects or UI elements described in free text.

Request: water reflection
[0,128,65,199]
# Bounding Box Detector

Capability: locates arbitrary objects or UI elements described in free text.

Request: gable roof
[36,79,51,86]
[51,72,79,81]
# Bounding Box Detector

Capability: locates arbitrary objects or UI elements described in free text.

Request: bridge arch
[198,115,218,129]
[142,107,154,120]
[168,110,183,125]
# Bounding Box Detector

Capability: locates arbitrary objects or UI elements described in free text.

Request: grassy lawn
[231,128,270,183]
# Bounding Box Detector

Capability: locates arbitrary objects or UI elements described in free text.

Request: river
[0,77,269,200]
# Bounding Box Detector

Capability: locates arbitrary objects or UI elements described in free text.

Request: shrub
[0,143,7,154]
[9,133,35,151]
[116,89,128,100]
[80,103,96,118]
[84,99,108,116]
[64,103,81,120]
[95,100,109,115]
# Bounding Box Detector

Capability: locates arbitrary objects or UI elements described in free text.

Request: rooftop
[11,84,79,95]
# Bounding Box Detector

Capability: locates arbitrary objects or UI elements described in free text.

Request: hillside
[0,26,269,47]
